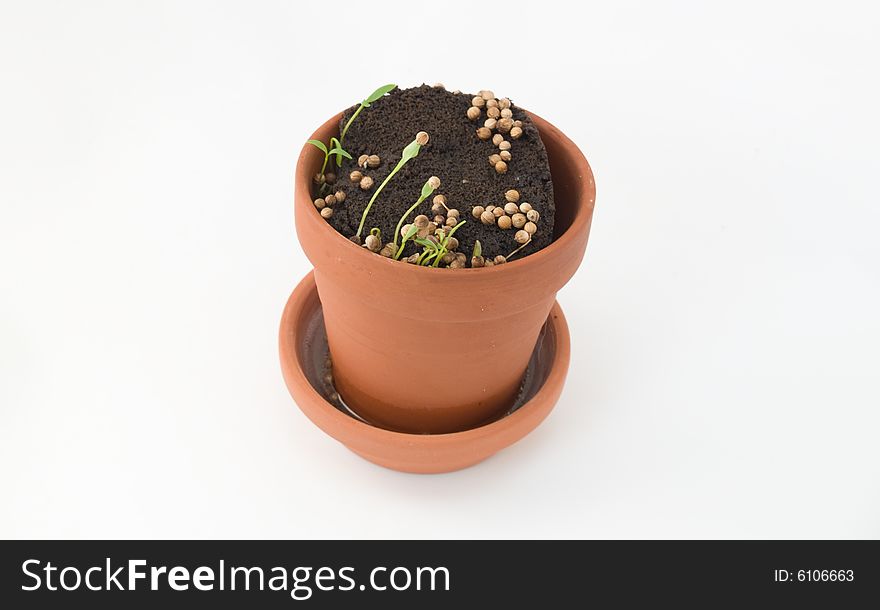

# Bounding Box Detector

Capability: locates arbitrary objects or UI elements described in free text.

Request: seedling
[394,224,420,260]
[340,84,397,147]
[505,236,532,261]
[472,240,482,259]
[356,132,429,238]
[432,221,467,267]
[307,137,352,179]
[393,179,438,249]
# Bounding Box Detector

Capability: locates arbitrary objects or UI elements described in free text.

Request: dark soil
[320,84,554,262]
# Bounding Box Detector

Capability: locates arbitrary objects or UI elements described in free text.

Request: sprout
[472,239,482,259]
[340,83,397,147]
[393,179,439,250]
[307,138,352,179]
[394,224,420,260]
[432,221,467,267]
[356,133,427,238]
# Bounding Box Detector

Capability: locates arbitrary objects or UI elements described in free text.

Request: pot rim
[279,272,571,448]
[295,109,595,278]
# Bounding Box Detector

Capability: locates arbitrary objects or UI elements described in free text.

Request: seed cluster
[466,90,525,174]
[313,188,347,219]
[470,189,539,259]
[357,153,381,169]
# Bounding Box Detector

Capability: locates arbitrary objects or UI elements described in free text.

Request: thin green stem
[355,138,423,238]
[340,105,364,144]
[432,221,466,267]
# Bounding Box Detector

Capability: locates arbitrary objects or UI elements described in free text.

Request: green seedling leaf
[420,181,436,200]
[307,139,328,154]
[414,238,439,250]
[363,83,397,106]
[401,139,422,163]
[328,147,352,160]
[404,224,419,240]
[473,239,482,259]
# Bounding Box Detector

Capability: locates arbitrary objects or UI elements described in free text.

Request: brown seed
[514,120,523,127]
[500,108,513,119]
[485,205,496,212]
[494,161,508,174]
[441,252,457,265]
[379,244,395,258]
[480,210,496,225]
[324,194,337,207]
[324,172,336,184]
[472,205,485,219]
[456,252,467,263]
[359,176,374,190]
[431,204,445,217]
[433,193,447,206]
[493,206,504,218]
[524,221,538,235]
[414,214,430,228]
[487,106,500,119]
[484,118,497,130]
[349,235,362,245]
[497,118,513,133]
[471,96,485,108]
[497,215,512,230]
[433,214,446,225]
[486,98,499,109]
[445,216,458,227]
[358,154,369,167]
[448,259,464,269]
[492,134,504,146]
[488,153,502,166]
[494,255,507,265]
[500,150,512,161]
[446,237,459,250]
[415,131,429,146]
[313,198,326,209]
[447,208,460,219]
[504,202,519,215]
[498,140,511,151]
[511,213,527,228]
[401,223,412,237]
[498,97,511,109]
[334,190,346,203]
[515,230,530,244]
[476,127,492,140]
[364,234,381,252]
[349,170,363,183]
[313,173,325,185]
[320,207,333,219]
[526,209,540,222]
[471,255,485,268]
[484,260,495,267]
[428,176,441,189]
[479,90,495,100]
[433,82,445,89]
[367,154,381,168]
[505,189,520,203]
[510,126,523,140]
[467,106,481,120]
[519,202,533,213]
[406,254,420,264]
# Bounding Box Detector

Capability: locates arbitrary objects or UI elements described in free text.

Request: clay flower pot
[294,111,595,434]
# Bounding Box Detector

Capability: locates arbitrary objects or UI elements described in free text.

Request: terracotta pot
[279,272,571,473]
[294,110,595,434]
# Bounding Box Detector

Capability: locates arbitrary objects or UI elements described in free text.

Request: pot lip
[296,108,595,277]
[279,272,571,446]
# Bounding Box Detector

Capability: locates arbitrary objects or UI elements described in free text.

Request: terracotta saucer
[279,272,571,474]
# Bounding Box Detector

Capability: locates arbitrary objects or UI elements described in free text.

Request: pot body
[295,111,595,433]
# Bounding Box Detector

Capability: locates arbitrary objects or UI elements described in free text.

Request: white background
[1,1,878,539]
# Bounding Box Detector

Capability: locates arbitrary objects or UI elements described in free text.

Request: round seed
[515,230,530,244]
[406,254,420,264]
[492,134,504,146]
[511,213,527,228]
[349,235,362,245]
[494,255,507,264]
[415,131,429,146]
[487,106,500,119]
[484,118,497,130]
[428,176,441,189]
[486,98,499,108]
[500,108,513,119]
[500,150,512,161]
[467,106,481,120]
[358,154,369,167]
[498,98,511,109]
[365,234,381,252]
[504,202,519,215]
[524,221,537,235]
[519,202,533,213]
[349,170,363,183]
[367,154,381,168]
[448,259,464,269]
[433,214,446,224]
[485,205,496,212]
[441,252,456,265]
[476,127,492,140]
[471,96,485,108]
[320,207,333,219]
[497,215,512,230]
[514,120,523,127]
[334,190,346,203]
[359,176,374,190]
[472,205,485,219]
[379,244,395,258]
[313,198,326,209]
[479,90,494,100]
[445,216,457,227]
[480,210,495,225]
[324,172,336,184]
[510,126,523,139]
[489,153,502,166]
[484,260,495,267]
[497,118,513,133]
[505,189,520,203]
[323,194,336,207]
[447,208,460,219]
[431,203,445,216]
[313,173,325,185]
[526,209,540,222]
[498,140,511,151]
[493,206,504,218]
[414,214,430,228]
[471,255,485,268]
[456,252,467,264]
[446,237,459,250]
[433,194,447,208]
[494,161,508,174]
